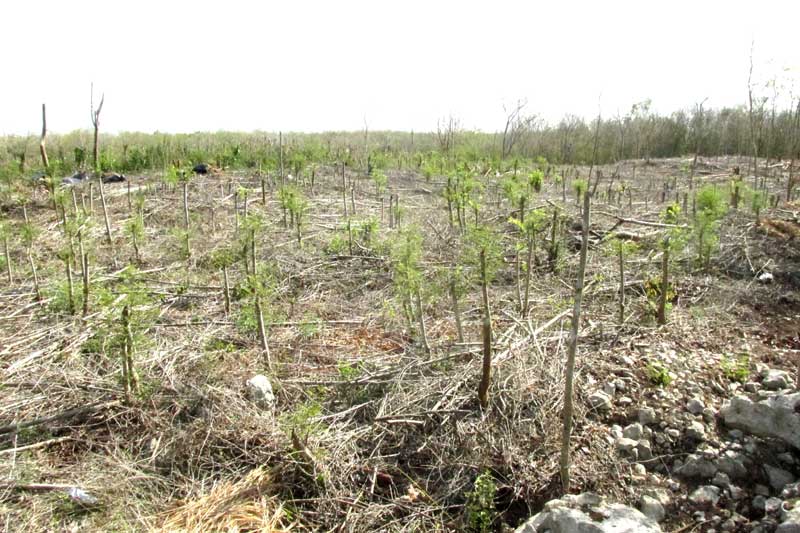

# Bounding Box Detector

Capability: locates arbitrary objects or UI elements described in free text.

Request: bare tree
[688,98,708,191]
[39,104,49,170]
[788,96,800,201]
[436,115,459,155]
[747,43,765,185]
[90,83,105,172]
[501,99,537,161]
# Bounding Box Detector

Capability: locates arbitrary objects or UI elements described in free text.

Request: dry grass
[156,468,290,533]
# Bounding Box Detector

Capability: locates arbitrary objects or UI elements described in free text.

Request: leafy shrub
[465,471,496,532]
[721,353,750,383]
[646,361,672,387]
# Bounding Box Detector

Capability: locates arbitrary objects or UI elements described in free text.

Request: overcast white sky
[1,0,798,135]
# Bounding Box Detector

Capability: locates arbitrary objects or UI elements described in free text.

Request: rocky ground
[516,281,800,532]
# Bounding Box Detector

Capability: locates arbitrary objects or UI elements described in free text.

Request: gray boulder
[515,493,661,533]
[765,464,796,492]
[689,485,721,509]
[762,369,792,391]
[639,495,666,523]
[721,394,800,451]
[588,390,613,411]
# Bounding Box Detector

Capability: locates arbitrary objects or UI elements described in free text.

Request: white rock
[778,504,800,533]
[616,437,639,455]
[758,272,774,283]
[765,497,783,514]
[515,493,662,532]
[686,421,707,440]
[623,423,644,440]
[637,439,654,461]
[721,394,800,451]
[245,374,275,407]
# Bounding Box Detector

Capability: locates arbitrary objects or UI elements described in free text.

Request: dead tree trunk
[657,238,670,325]
[449,275,464,344]
[618,245,625,325]
[39,104,49,170]
[560,189,591,493]
[3,234,12,283]
[477,249,492,410]
[90,85,105,172]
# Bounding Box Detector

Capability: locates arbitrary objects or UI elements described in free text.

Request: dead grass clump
[156,467,292,533]
[761,218,800,241]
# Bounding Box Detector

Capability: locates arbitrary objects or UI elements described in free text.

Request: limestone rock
[638,407,658,425]
[689,486,721,509]
[686,420,706,441]
[721,394,800,451]
[245,374,275,407]
[762,369,792,391]
[588,390,613,411]
[687,398,706,414]
[639,495,666,523]
[515,493,661,533]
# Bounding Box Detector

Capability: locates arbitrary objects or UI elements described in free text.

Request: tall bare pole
[747,42,760,186]
[90,83,105,172]
[39,104,49,169]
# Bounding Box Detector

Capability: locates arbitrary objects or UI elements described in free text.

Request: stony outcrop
[515,493,661,533]
[720,393,800,451]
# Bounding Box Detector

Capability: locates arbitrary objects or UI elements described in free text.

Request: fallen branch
[0,436,72,455]
[0,400,121,435]
[595,211,689,229]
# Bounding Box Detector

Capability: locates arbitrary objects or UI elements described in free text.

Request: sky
[1,0,798,135]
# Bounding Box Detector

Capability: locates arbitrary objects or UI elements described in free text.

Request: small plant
[279,398,324,438]
[748,188,767,224]
[720,353,750,383]
[646,360,672,387]
[337,361,362,381]
[95,266,156,403]
[693,186,726,270]
[644,276,674,319]
[299,313,321,339]
[572,178,588,204]
[528,169,544,193]
[465,471,496,532]
[205,338,237,352]
[125,214,145,263]
[371,169,388,199]
[357,217,379,249]
[606,237,638,325]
